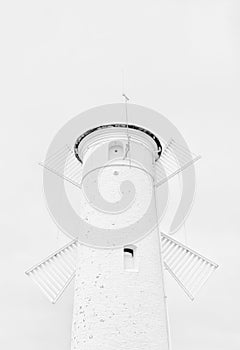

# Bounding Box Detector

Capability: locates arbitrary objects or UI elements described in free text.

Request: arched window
[124,245,137,271]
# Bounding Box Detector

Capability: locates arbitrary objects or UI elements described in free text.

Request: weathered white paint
[71,127,169,349]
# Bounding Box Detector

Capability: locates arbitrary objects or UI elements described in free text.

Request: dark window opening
[124,248,134,257]
[124,245,137,271]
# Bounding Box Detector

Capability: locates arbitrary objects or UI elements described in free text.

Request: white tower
[71,124,169,349]
[26,103,218,350]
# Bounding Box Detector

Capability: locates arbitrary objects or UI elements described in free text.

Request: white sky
[0,1,240,349]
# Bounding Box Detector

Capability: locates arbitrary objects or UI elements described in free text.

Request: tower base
[71,229,169,350]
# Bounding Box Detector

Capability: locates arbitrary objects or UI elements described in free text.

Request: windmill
[26,103,218,350]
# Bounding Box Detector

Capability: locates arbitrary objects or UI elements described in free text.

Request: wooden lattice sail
[39,145,82,188]
[161,233,218,300]
[25,240,78,303]
[155,138,201,187]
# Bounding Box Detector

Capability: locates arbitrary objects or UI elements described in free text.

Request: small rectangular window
[124,245,137,271]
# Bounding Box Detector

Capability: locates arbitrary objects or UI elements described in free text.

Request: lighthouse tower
[25,103,218,350]
[70,124,170,350]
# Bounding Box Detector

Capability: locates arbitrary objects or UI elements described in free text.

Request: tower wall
[71,230,169,350]
[71,127,169,349]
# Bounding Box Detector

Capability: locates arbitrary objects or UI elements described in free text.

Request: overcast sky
[0,1,240,349]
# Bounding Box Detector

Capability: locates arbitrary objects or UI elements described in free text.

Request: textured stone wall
[71,129,169,349]
[71,229,169,350]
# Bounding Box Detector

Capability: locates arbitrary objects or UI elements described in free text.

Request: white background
[0,1,239,349]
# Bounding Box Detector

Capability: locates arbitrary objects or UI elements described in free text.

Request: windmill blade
[25,240,78,304]
[39,144,82,189]
[155,139,201,187]
[161,233,218,300]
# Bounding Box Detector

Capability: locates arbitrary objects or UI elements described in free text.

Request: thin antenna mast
[122,93,131,162]
[121,68,131,162]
